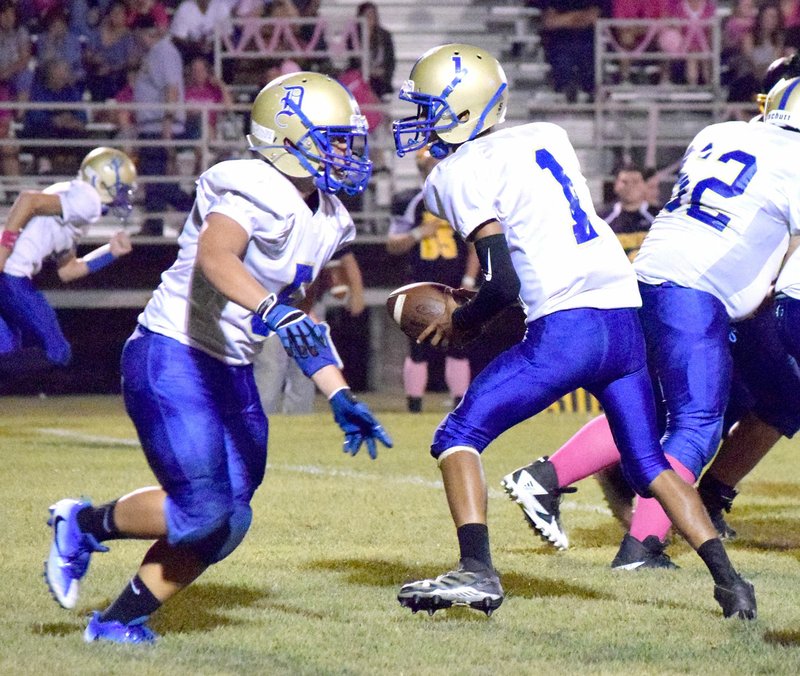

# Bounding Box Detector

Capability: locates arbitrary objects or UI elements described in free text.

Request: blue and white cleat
[84,612,158,644]
[44,498,108,609]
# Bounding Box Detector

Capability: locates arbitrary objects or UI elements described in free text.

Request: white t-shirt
[140,159,356,365]
[170,0,232,41]
[4,180,102,278]
[423,122,640,322]
[635,120,800,320]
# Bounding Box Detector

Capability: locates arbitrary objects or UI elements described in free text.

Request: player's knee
[189,503,253,565]
[664,413,725,477]
[430,413,487,460]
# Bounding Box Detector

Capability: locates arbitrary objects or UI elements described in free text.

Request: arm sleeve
[452,233,520,331]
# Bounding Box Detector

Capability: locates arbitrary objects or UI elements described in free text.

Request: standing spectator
[347,2,395,98]
[781,0,800,48]
[132,16,193,236]
[0,0,33,178]
[657,0,717,86]
[386,146,478,413]
[84,1,138,102]
[184,55,233,169]
[539,0,610,102]
[601,162,658,259]
[170,0,232,62]
[611,0,660,83]
[0,147,136,375]
[744,1,787,82]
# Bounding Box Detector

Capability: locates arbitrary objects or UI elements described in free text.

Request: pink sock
[549,415,622,487]
[444,356,470,398]
[403,357,427,398]
[629,455,696,542]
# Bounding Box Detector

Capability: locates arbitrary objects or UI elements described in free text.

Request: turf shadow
[31,621,76,637]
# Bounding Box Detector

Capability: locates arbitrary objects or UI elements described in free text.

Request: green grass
[2,395,800,674]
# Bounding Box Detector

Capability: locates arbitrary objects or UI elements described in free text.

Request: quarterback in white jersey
[0,147,135,371]
[43,73,391,645]
[391,44,755,621]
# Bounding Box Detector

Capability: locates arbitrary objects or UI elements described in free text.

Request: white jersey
[424,122,640,322]
[4,180,102,278]
[139,159,356,365]
[634,120,800,320]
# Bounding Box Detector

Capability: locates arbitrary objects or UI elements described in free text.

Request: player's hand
[264,303,328,359]
[329,388,393,459]
[417,292,459,348]
[109,231,132,257]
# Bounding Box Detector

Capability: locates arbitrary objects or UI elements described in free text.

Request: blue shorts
[121,327,268,548]
[776,294,800,364]
[639,282,732,477]
[432,307,670,496]
[727,300,800,438]
[0,272,71,365]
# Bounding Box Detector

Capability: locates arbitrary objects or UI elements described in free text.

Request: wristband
[84,244,117,273]
[0,229,19,251]
[256,293,278,320]
[410,227,424,242]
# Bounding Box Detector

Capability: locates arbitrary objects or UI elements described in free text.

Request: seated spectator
[0,0,33,177]
[600,162,658,259]
[22,59,87,173]
[16,0,65,35]
[184,55,232,169]
[723,0,758,53]
[346,2,395,98]
[36,8,86,88]
[170,0,232,62]
[84,1,137,102]
[657,0,717,86]
[539,0,609,103]
[124,0,169,32]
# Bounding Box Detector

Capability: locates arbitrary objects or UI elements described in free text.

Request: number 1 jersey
[423,122,640,323]
[635,120,800,321]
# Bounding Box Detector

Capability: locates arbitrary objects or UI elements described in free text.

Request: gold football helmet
[763,76,800,132]
[393,43,508,157]
[247,71,372,195]
[756,54,800,114]
[79,147,137,220]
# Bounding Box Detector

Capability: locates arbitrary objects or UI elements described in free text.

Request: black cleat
[714,577,757,620]
[698,474,738,540]
[611,534,679,570]
[397,564,504,617]
[501,456,575,550]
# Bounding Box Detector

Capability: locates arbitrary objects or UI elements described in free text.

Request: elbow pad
[452,234,520,332]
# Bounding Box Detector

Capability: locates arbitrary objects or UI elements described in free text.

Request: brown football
[386,282,450,341]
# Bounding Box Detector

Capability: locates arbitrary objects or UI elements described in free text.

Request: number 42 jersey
[423,122,640,323]
[635,120,800,321]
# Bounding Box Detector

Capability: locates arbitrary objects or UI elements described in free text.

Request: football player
[386,145,479,413]
[43,72,392,644]
[504,71,800,576]
[0,147,136,374]
[391,44,755,619]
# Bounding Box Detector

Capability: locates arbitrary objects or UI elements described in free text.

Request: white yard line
[35,427,611,515]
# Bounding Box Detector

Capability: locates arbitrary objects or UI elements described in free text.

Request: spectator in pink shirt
[657,0,717,85]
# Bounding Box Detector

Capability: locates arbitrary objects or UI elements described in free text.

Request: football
[386,282,450,342]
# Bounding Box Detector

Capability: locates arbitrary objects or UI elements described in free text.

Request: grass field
[2,394,800,675]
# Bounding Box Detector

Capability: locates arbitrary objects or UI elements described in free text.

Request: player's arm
[462,242,480,289]
[339,251,365,316]
[418,220,519,347]
[198,212,391,455]
[57,232,133,283]
[0,191,62,272]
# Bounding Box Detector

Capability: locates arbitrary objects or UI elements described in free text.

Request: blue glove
[258,294,338,376]
[329,388,393,459]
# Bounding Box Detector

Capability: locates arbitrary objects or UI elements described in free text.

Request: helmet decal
[276,85,305,128]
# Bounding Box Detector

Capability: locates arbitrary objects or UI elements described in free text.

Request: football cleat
[714,577,757,620]
[611,533,678,570]
[84,611,158,644]
[698,473,738,540]
[501,456,575,550]
[397,564,504,616]
[44,498,109,609]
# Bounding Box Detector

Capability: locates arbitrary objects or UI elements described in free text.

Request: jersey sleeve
[59,181,102,225]
[208,192,277,238]
[423,156,497,240]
